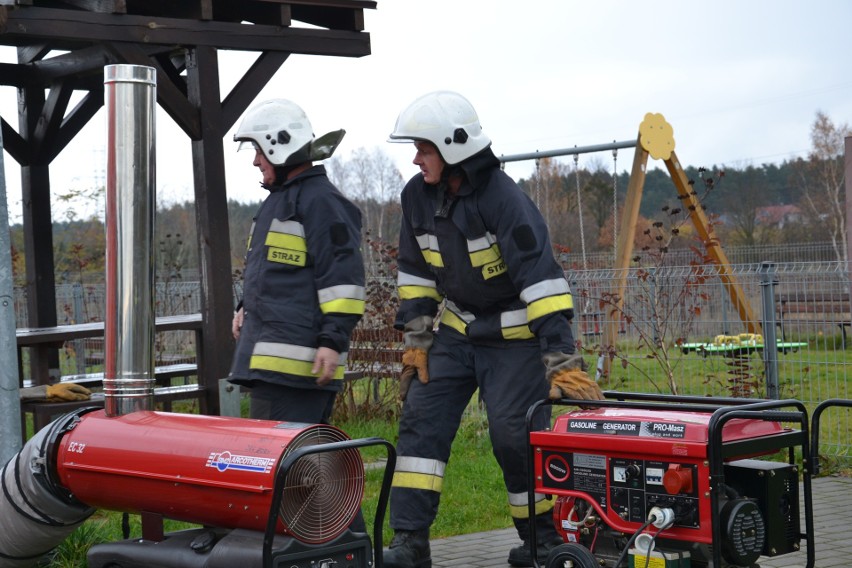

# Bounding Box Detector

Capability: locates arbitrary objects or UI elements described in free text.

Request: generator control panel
[540,450,702,530]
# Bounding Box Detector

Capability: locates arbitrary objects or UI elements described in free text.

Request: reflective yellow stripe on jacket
[520,278,574,321]
[500,308,534,339]
[467,232,507,280]
[318,284,366,316]
[398,271,443,302]
[440,302,534,340]
[265,219,308,267]
[250,341,346,380]
[440,300,475,335]
[415,233,444,268]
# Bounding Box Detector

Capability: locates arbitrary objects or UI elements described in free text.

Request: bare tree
[332,148,405,268]
[528,157,576,249]
[326,155,352,196]
[582,157,617,247]
[371,148,405,240]
[794,111,851,262]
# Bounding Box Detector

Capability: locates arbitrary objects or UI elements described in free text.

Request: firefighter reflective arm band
[500,308,534,340]
[520,278,574,321]
[317,284,366,315]
[398,271,443,302]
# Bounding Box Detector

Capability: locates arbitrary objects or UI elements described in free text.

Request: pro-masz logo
[206,451,275,474]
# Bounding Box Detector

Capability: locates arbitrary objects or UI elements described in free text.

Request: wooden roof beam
[220,50,289,133]
[0,117,28,165]
[106,41,201,139]
[31,80,74,163]
[0,7,372,55]
[49,89,102,162]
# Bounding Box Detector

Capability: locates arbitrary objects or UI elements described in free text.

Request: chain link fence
[567,260,851,463]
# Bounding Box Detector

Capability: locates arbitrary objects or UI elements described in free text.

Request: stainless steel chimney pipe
[103,64,157,416]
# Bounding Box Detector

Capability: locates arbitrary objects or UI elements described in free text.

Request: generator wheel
[545,543,597,568]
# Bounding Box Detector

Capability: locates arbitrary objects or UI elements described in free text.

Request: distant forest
[7,112,850,284]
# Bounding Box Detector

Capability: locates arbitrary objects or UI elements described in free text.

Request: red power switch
[663,464,693,495]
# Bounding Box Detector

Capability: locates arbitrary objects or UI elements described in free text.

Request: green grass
[37,514,198,568]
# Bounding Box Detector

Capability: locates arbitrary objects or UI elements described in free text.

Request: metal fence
[560,241,845,269]
[567,260,851,462]
[13,257,852,461]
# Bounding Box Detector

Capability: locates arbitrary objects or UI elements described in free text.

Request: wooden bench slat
[776,293,851,348]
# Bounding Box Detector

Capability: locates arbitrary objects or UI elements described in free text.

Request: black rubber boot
[382,529,432,568]
[508,512,564,567]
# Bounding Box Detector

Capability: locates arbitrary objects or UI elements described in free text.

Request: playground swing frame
[500,113,760,380]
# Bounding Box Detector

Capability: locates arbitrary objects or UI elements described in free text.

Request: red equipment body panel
[530,408,786,545]
[55,410,363,540]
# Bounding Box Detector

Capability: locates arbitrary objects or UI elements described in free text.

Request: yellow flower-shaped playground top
[639,112,675,160]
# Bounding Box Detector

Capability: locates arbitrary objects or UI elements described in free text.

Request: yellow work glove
[46,382,92,402]
[543,352,604,401]
[399,347,429,401]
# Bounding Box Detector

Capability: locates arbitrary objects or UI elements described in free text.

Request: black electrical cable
[644,525,667,568]
[613,518,655,568]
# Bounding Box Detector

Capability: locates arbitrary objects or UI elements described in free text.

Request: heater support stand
[142,511,165,542]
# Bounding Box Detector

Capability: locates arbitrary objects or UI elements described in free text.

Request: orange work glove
[399,347,429,401]
[543,352,604,402]
[548,368,604,401]
[46,382,92,402]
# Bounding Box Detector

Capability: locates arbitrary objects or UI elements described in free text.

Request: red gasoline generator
[526,393,816,568]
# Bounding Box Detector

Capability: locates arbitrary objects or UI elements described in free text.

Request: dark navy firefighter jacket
[229,165,366,392]
[395,148,575,354]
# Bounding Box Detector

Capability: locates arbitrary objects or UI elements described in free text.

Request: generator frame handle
[607,390,780,406]
[707,399,814,568]
[525,393,815,568]
[811,398,852,475]
[262,437,397,568]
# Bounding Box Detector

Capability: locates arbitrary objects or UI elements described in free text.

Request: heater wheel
[545,543,598,568]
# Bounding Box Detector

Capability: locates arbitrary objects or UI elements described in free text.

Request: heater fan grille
[278,426,365,544]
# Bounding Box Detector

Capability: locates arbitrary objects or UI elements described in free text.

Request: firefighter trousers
[389,329,552,531]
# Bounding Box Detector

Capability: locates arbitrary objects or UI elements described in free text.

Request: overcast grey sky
[2,0,851,222]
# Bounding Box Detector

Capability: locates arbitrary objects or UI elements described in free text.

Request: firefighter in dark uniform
[228,98,365,424]
[383,91,605,568]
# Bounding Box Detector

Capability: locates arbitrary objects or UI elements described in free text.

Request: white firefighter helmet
[234,99,344,166]
[388,91,491,165]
